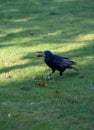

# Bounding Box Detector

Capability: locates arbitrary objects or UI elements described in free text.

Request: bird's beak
[39,52,45,57]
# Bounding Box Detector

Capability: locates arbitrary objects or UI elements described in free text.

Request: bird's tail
[71,66,78,71]
[71,61,77,65]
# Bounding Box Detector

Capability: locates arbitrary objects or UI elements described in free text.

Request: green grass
[0,0,94,130]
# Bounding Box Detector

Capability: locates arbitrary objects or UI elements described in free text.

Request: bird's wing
[63,58,74,67]
[53,55,64,68]
[53,55,75,68]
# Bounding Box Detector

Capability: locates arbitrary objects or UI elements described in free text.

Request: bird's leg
[60,71,63,76]
[49,69,55,76]
[59,71,63,80]
[48,69,55,79]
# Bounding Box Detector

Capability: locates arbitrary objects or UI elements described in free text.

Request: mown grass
[0,0,94,130]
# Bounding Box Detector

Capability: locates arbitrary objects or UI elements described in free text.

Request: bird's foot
[45,75,52,80]
[48,75,51,79]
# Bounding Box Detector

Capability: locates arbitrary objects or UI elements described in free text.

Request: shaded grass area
[0,0,94,130]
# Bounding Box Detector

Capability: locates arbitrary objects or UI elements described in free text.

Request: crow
[39,50,78,78]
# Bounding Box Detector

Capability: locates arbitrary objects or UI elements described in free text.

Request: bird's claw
[48,75,51,79]
[45,75,51,80]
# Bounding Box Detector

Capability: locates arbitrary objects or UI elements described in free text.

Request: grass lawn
[0,0,94,129]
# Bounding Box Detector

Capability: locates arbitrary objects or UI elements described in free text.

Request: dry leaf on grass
[37,82,48,87]
[5,73,12,79]
[29,31,34,35]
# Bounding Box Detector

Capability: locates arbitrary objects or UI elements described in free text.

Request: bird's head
[39,50,53,57]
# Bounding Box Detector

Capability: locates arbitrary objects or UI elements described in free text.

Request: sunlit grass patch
[77,33,94,41]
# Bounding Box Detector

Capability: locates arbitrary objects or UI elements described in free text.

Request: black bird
[39,50,78,77]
